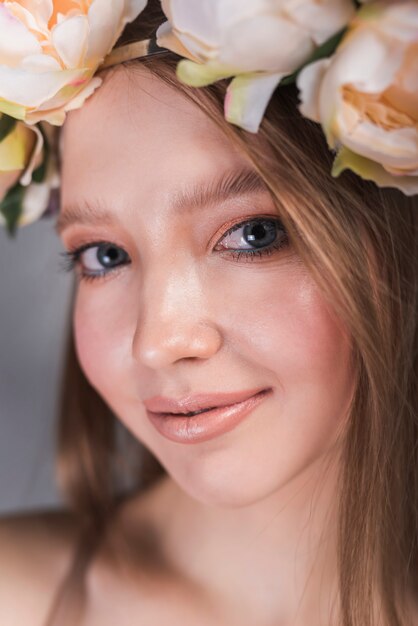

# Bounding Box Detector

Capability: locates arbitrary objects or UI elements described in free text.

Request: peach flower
[297,0,418,195]
[0,0,148,126]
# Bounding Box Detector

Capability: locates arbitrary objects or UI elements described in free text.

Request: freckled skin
[60,66,355,510]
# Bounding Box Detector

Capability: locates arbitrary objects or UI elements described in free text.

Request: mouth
[164,405,220,417]
[145,388,273,444]
[144,387,270,416]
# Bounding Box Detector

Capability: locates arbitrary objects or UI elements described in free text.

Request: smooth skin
[61,65,353,625]
[1,65,416,625]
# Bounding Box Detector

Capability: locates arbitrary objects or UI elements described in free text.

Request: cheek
[212,263,354,454]
[218,262,352,387]
[73,281,136,398]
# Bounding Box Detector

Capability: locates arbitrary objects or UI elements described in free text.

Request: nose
[132,264,223,369]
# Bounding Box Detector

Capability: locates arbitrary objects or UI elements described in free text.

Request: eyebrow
[55,166,269,236]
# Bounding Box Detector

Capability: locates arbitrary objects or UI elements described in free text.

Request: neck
[137,450,343,625]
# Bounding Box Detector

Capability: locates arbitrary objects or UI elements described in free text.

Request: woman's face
[59,66,354,507]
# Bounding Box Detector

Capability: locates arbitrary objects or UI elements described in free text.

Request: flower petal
[362,1,418,44]
[19,153,59,226]
[156,20,199,62]
[332,146,418,195]
[123,0,148,22]
[24,75,102,125]
[335,104,418,171]
[177,59,236,86]
[11,0,53,31]
[297,58,332,124]
[19,179,51,225]
[85,0,147,67]
[225,71,284,133]
[285,0,355,46]
[85,0,126,66]
[328,27,404,96]
[160,0,222,48]
[63,75,103,112]
[0,4,42,65]
[0,65,84,108]
[161,0,276,49]
[5,1,50,35]
[221,13,314,73]
[20,54,62,72]
[19,124,44,185]
[52,14,89,69]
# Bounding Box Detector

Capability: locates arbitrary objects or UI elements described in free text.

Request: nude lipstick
[144,387,272,444]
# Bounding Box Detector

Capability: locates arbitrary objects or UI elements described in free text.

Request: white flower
[0,0,148,126]
[157,0,356,132]
[297,0,418,195]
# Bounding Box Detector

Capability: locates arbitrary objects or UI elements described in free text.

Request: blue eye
[215,217,289,260]
[60,241,130,282]
[82,243,128,271]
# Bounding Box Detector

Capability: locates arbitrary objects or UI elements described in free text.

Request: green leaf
[0,114,17,143]
[0,183,25,237]
[32,124,50,184]
[280,27,347,86]
[32,160,46,184]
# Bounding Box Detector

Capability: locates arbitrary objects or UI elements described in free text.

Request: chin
[155,452,305,509]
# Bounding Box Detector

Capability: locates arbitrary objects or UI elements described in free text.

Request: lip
[144,387,268,414]
[145,387,272,444]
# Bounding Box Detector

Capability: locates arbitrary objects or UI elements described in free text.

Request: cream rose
[0,0,148,126]
[297,0,418,195]
[0,116,59,231]
[157,0,356,132]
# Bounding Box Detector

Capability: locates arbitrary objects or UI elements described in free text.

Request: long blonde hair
[48,2,418,624]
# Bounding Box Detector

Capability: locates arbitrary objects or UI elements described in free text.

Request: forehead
[60,65,247,211]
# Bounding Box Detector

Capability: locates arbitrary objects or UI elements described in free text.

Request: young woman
[0,2,417,626]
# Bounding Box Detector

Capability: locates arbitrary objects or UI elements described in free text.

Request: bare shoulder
[0,508,81,626]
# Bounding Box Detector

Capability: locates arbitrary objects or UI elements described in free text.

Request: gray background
[0,217,73,514]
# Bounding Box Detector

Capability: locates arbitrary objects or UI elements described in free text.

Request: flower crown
[0,0,417,235]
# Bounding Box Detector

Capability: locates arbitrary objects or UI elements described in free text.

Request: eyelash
[60,216,289,284]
